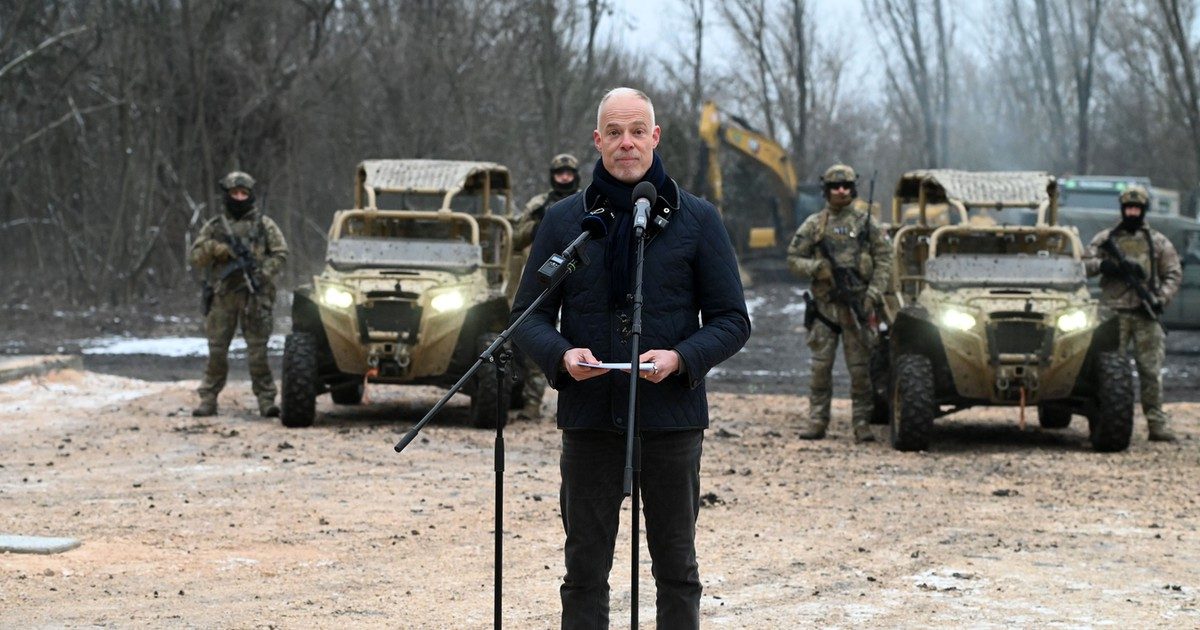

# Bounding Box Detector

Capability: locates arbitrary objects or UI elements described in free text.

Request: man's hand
[562,348,609,382]
[1099,258,1121,277]
[1151,296,1164,314]
[863,287,882,313]
[637,349,681,384]
[814,260,833,281]
[210,241,234,263]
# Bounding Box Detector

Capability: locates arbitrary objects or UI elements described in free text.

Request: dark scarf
[591,153,668,306]
[1119,207,1145,234]
[551,172,580,195]
[225,194,256,219]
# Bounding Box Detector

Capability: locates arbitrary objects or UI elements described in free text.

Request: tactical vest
[816,207,875,282]
[1109,228,1159,293]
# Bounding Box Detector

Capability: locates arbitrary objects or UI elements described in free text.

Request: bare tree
[1065,0,1105,173]
[721,0,780,140]
[1155,0,1200,179]
[658,0,708,191]
[7,0,1195,309]
[1004,0,1105,173]
[780,0,812,176]
[869,0,952,167]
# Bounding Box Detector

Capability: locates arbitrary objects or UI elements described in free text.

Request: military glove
[1098,259,1121,277]
[1120,260,1146,280]
[1151,297,1164,314]
[210,241,234,263]
[864,287,883,313]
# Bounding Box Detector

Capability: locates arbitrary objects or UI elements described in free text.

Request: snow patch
[908,568,986,592]
[0,372,163,414]
[80,335,286,357]
[744,295,766,320]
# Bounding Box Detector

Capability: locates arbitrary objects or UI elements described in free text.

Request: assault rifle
[815,239,868,332]
[1098,235,1165,333]
[217,215,260,295]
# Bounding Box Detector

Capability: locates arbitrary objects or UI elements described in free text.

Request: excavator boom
[699,101,801,249]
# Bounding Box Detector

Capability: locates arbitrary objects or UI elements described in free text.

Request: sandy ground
[1,368,1197,628]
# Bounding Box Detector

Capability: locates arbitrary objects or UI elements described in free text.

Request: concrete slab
[0,534,82,554]
[0,355,83,383]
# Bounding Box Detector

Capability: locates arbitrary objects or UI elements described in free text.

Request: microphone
[632,181,657,237]
[564,214,608,260]
[537,214,609,285]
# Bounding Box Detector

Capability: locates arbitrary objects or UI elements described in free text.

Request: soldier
[513,153,581,250]
[189,171,289,418]
[1086,185,1183,442]
[511,153,581,418]
[786,164,892,443]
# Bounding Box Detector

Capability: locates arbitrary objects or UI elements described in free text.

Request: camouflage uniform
[787,164,892,442]
[511,154,580,417]
[189,172,289,417]
[512,154,580,250]
[1085,186,1182,441]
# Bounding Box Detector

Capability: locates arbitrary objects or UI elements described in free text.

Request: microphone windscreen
[581,214,609,238]
[632,181,658,207]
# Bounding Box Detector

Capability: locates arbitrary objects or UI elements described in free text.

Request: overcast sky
[597,0,1199,91]
[598,0,946,94]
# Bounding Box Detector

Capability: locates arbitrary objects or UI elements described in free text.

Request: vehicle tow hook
[1018,386,1027,431]
[363,367,379,404]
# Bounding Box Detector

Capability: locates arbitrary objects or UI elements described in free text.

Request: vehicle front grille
[357,300,421,342]
[989,320,1049,357]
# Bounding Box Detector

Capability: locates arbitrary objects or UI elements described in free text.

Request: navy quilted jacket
[510,177,751,432]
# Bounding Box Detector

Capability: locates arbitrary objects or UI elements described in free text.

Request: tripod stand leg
[630,434,640,629]
[494,355,508,629]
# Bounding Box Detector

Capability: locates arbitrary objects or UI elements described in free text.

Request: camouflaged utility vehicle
[879,170,1133,452]
[280,160,520,428]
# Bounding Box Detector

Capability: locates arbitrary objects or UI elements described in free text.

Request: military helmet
[820,163,858,202]
[550,153,579,173]
[821,163,858,185]
[218,171,257,192]
[1118,185,1149,208]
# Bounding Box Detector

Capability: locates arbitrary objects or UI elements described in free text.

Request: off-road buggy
[280,160,522,428]
[877,170,1133,452]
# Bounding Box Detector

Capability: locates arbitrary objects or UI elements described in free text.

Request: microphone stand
[394,244,587,630]
[623,223,648,628]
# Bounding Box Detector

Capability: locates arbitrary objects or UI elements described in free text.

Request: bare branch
[0,102,121,168]
[0,24,90,82]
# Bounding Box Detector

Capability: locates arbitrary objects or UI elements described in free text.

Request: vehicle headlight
[1057,309,1090,332]
[940,308,976,331]
[321,286,355,309]
[430,290,465,313]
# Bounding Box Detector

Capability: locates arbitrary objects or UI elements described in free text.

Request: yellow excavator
[698,101,809,253]
[699,101,886,286]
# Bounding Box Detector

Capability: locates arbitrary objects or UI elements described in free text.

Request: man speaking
[511,87,750,628]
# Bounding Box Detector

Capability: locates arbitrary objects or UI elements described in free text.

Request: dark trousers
[559,429,704,630]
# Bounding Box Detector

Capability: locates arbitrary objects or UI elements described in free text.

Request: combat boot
[1148,425,1178,442]
[853,424,876,444]
[798,420,828,440]
[192,399,218,417]
[260,403,280,418]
